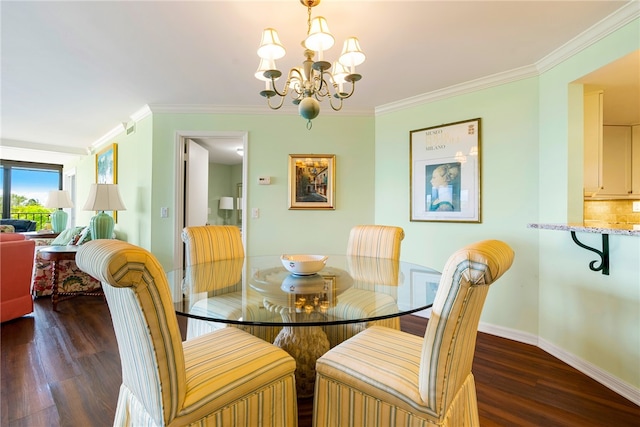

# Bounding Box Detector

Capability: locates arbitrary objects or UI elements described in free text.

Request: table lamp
[83,184,126,239]
[45,190,74,233]
[219,196,234,225]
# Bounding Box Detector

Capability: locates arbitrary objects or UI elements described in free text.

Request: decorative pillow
[51,226,85,246]
[0,225,15,233]
[75,226,92,245]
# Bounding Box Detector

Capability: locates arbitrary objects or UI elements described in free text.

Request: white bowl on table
[280,254,328,276]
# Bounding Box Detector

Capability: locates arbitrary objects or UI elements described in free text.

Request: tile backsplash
[584,200,640,224]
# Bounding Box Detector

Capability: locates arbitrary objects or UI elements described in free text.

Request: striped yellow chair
[313,239,515,427]
[181,225,244,263]
[323,225,405,347]
[181,225,281,343]
[76,240,298,427]
[346,224,404,259]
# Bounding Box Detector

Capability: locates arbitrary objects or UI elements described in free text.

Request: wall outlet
[252,208,260,219]
[633,201,640,212]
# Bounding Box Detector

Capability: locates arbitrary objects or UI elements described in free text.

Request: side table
[38,246,104,311]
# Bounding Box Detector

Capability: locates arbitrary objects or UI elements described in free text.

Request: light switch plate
[258,176,271,185]
[633,201,640,212]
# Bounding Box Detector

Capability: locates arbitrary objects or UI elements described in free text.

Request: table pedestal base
[273,325,330,398]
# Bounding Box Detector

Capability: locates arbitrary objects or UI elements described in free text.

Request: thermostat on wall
[258,176,271,185]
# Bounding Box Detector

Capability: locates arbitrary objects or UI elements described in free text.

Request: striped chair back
[419,239,515,415]
[183,258,244,295]
[346,255,401,287]
[182,225,244,265]
[346,225,404,259]
[76,240,186,426]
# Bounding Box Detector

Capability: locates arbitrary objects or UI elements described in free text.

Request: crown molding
[375,64,539,115]
[1,139,86,155]
[536,0,640,74]
[89,103,372,149]
[376,2,639,116]
[145,104,372,117]
[130,104,152,122]
[90,123,127,153]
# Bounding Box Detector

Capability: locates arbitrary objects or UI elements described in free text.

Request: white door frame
[173,130,248,269]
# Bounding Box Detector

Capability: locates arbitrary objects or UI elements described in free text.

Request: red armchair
[1,233,35,322]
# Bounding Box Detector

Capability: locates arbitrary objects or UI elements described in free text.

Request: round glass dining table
[166,255,441,397]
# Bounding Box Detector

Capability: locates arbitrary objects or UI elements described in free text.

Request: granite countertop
[527,223,640,236]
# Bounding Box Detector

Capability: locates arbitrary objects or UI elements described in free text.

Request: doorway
[174,131,248,269]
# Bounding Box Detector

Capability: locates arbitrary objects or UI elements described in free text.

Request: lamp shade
[257,28,286,60]
[219,197,234,210]
[255,58,278,82]
[339,37,365,68]
[45,190,74,232]
[83,184,126,239]
[83,184,126,212]
[45,190,73,209]
[305,16,335,52]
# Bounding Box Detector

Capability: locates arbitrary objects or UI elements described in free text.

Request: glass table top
[166,255,441,327]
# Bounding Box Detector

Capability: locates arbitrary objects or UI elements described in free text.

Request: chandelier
[255,0,365,129]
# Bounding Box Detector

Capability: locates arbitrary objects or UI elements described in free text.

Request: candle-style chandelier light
[255,0,365,129]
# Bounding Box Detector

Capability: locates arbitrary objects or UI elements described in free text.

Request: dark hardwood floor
[2,297,638,426]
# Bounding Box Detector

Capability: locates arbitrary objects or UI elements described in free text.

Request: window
[1,160,63,230]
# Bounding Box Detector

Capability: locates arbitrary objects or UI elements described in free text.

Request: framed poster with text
[410,118,481,222]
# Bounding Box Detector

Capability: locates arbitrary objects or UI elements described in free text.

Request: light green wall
[70,115,154,248]
[69,112,375,266]
[147,113,376,265]
[537,19,639,388]
[375,78,541,336]
[374,17,640,390]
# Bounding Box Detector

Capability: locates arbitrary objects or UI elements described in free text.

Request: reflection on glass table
[166,255,440,397]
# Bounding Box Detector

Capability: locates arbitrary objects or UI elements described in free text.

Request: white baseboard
[409,314,640,406]
[478,321,640,406]
[537,337,640,406]
[478,321,539,346]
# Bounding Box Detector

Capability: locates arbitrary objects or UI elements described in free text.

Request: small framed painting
[96,143,117,184]
[288,154,336,210]
[95,143,118,221]
[410,118,481,222]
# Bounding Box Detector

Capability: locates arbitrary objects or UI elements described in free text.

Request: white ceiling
[1,0,637,165]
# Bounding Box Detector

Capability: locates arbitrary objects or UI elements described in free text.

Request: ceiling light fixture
[256,0,365,130]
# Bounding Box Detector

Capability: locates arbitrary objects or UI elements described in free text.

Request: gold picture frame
[410,118,481,223]
[95,143,118,222]
[288,154,335,210]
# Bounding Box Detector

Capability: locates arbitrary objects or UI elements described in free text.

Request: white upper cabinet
[583,91,603,195]
[600,125,632,196]
[583,91,639,199]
